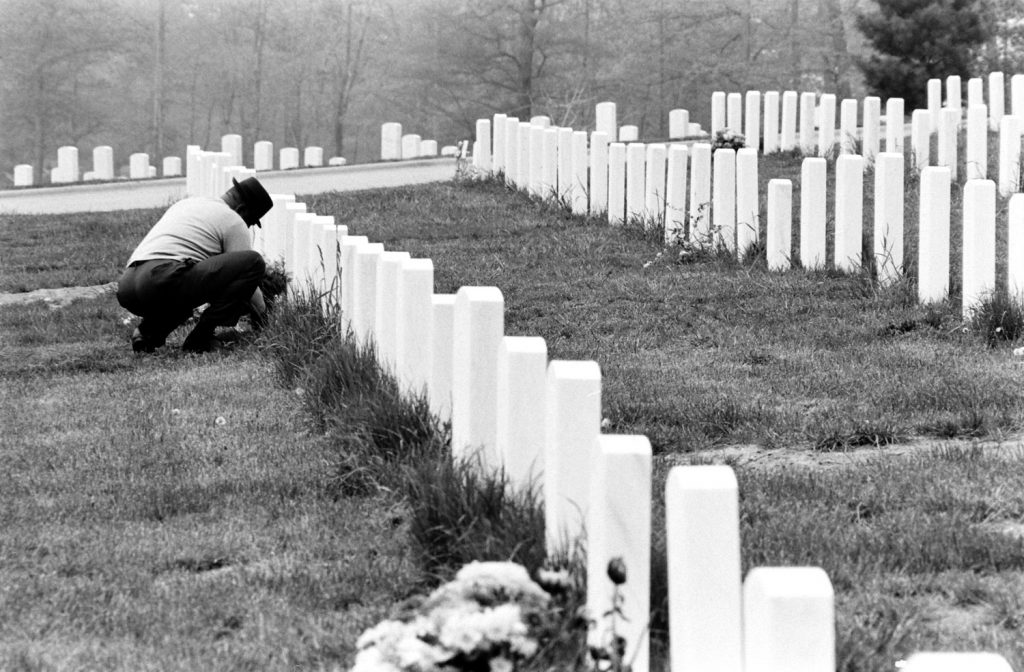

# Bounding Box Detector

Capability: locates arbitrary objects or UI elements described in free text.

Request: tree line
[0,0,1016,187]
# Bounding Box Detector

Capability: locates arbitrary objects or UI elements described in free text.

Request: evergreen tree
[856,0,992,109]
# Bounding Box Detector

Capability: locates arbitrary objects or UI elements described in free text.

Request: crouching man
[117,176,274,353]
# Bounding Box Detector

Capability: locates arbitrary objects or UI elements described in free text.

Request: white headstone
[608,143,626,226]
[338,235,368,333]
[519,122,533,189]
[557,126,573,199]
[280,147,300,170]
[504,117,520,184]
[162,156,181,177]
[998,114,1021,197]
[902,653,1013,672]
[571,130,589,214]
[644,143,667,225]
[329,156,347,166]
[744,91,761,153]
[351,242,385,345]
[689,143,712,242]
[530,115,551,128]
[712,148,737,252]
[874,152,905,285]
[291,211,316,285]
[596,101,617,139]
[586,435,651,672]
[381,123,402,160]
[129,152,149,180]
[839,98,858,155]
[318,218,344,301]
[962,179,996,317]
[303,146,323,167]
[665,145,689,244]
[626,142,646,224]
[990,71,1005,129]
[280,201,306,273]
[666,466,742,672]
[1013,74,1024,118]
[543,359,601,552]
[589,131,610,216]
[375,251,412,374]
[928,78,943,132]
[475,119,492,171]
[947,75,962,114]
[763,91,780,154]
[862,96,881,162]
[800,157,827,269]
[394,258,434,395]
[736,147,758,258]
[221,134,243,167]
[767,179,792,271]
[441,145,459,157]
[798,92,817,155]
[742,567,835,672]
[711,91,727,138]
[885,97,904,153]
[253,141,273,171]
[55,146,78,183]
[529,125,546,196]
[817,94,836,157]
[727,92,742,132]
[495,336,547,490]
[451,286,504,467]
[542,128,559,199]
[967,77,984,110]
[263,193,295,262]
[185,145,202,194]
[918,166,952,304]
[13,164,33,186]
[430,294,456,424]
[492,113,508,173]
[834,154,864,273]
[911,109,932,170]
[1009,194,1024,298]
[966,103,988,180]
[780,91,798,152]
[93,146,114,180]
[938,107,960,181]
[669,109,690,139]
[400,135,421,161]
[618,125,639,142]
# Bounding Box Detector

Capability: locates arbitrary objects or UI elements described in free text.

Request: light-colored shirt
[126,197,252,266]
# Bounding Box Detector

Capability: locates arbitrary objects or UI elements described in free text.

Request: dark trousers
[116,251,265,345]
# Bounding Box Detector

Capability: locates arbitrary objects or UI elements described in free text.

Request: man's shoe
[181,327,222,353]
[131,327,159,353]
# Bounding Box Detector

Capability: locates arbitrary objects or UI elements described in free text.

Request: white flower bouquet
[352,561,562,672]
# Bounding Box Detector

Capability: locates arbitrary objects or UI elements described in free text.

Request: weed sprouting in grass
[968,291,1024,346]
[813,421,904,452]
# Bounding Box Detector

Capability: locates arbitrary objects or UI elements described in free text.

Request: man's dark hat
[231,176,273,228]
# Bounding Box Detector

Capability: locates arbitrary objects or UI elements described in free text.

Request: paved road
[0,158,458,214]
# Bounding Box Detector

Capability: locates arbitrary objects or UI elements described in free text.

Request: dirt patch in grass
[0,282,117,308]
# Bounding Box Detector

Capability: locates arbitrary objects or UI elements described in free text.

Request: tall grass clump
[400,457,547,582]
[259,285,445,496]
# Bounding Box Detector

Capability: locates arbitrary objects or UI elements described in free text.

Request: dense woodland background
[1,0,1023,187]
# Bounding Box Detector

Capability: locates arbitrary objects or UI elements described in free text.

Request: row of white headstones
[378,122,464,160]
[186,123,1015,668]
[11,134,350,187]
[472,80,1024,319]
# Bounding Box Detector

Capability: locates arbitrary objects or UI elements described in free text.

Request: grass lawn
[1,300,416,670]
[4,147,1024,670]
